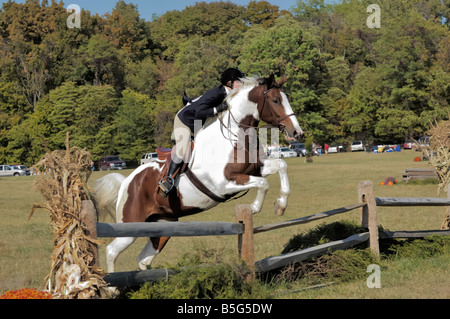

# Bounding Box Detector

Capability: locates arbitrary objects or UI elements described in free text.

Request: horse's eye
[273,98,280,104]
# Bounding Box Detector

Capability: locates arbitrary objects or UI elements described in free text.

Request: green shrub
[128,247,270,299]
[282,220,368,254]
[386,235,450,259]
[273,248,378,285]
[129,263,260,299]
[279,222,450,285]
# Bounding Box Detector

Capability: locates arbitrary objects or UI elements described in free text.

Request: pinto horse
[93,75,303,273]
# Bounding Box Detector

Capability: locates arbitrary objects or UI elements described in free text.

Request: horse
[93,75,303,273]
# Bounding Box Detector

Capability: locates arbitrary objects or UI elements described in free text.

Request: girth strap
[184,168,229,203]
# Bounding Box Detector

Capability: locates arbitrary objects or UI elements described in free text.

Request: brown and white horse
[93,75,303,273]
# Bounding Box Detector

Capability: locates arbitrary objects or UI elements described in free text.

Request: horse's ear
[276,75,287,87]
[267,74,276,89]
[259,74,282,88]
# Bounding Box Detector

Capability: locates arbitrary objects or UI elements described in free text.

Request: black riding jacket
[178,85,227,132]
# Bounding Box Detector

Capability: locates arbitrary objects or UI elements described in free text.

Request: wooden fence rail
[95,205,253,287]
[97,221,244,238]
[379,230,450,239]
[255,233,370,273]
[253,203,366,234]
[375,197,450,207]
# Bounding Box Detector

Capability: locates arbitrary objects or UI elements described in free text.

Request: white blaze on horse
[93,75,303,273]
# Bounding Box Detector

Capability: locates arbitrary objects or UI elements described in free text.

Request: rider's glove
[216,101,228,113]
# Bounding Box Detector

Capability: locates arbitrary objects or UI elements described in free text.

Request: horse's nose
[294,129,304,139]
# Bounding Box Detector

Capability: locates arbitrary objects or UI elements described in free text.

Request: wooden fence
[89,181,450,287]
[253,181,450,273]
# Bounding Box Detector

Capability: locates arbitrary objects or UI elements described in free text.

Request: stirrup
[158,177,174,197]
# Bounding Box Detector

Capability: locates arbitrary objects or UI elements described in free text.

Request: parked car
[98,156,127,171]
[140,152,159,165]
[270,147,297,159]
[289,142,307,157]
[328,145,344,153]
[10,165,31,176]
[0,165,28,177]
[416,136,431,150]
[351,141,364,152]
[403,139,417,150]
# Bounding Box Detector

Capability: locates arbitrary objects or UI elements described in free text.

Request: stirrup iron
[158,177,174,197]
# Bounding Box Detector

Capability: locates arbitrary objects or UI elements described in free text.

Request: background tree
[239,16,328,140]
[102,0,153,62]
[113,89,156,164]
[244,0,283,28]
[0,0,448,164]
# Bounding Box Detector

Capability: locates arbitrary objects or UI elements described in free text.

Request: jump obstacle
[81,181,450,288]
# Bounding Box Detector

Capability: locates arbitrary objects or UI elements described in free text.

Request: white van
[140,152,158,165]
[351,140,364,152]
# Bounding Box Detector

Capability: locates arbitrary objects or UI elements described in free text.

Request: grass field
[1,150,449,298]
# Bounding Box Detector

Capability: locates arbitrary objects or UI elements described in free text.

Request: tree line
[0,0,448,166]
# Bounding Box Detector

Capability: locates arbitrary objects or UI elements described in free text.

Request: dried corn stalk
[428,118,450,193]
[30,133,108,299]
[427,118,450,230]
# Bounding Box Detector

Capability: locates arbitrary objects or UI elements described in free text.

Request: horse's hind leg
[137,236,171,270]
[106,237,136,273]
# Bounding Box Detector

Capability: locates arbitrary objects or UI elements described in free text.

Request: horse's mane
[225,76,260,102]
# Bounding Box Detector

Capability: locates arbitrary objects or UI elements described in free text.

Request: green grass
[1,150,449,298]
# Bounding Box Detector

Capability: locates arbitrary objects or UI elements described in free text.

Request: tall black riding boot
[158,158,183,197]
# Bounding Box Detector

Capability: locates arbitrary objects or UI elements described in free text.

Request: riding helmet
[220,68,244,87]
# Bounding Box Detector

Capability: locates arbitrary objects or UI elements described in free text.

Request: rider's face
[232,81,241,90]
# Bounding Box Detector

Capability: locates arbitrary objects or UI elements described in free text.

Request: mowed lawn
[1,150,448,297]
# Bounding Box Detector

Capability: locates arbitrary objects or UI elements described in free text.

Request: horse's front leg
[225,175,269,214]
[261,159,290,216]
[248,176,270,214]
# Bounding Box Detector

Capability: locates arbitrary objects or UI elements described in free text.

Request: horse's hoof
[251,203,261,214]
[274,201,286,216]
[251,208,260,215]
[107,286,120,297]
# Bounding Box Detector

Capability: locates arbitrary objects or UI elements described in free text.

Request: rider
[158,68,244,196]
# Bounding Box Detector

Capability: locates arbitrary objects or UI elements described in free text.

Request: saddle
[155,141,193,187]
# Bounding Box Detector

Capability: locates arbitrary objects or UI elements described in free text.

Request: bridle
[218,84,296,146]
[260,86,296,132]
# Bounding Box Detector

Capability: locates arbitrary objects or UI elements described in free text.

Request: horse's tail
[92,173,126,221]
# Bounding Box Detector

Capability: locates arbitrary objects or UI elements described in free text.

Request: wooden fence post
[235,205,255,276]
[358,181,380,258]
[447,183,450,229]
[442,184,450,230]
[81,200,99,268]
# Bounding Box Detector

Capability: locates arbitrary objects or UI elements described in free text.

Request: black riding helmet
[220,68,244,87]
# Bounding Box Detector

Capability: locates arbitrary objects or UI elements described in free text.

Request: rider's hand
[216,101,228,113]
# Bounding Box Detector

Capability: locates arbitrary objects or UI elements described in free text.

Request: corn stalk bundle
[427,118,450,230]
[30,134,108,299]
